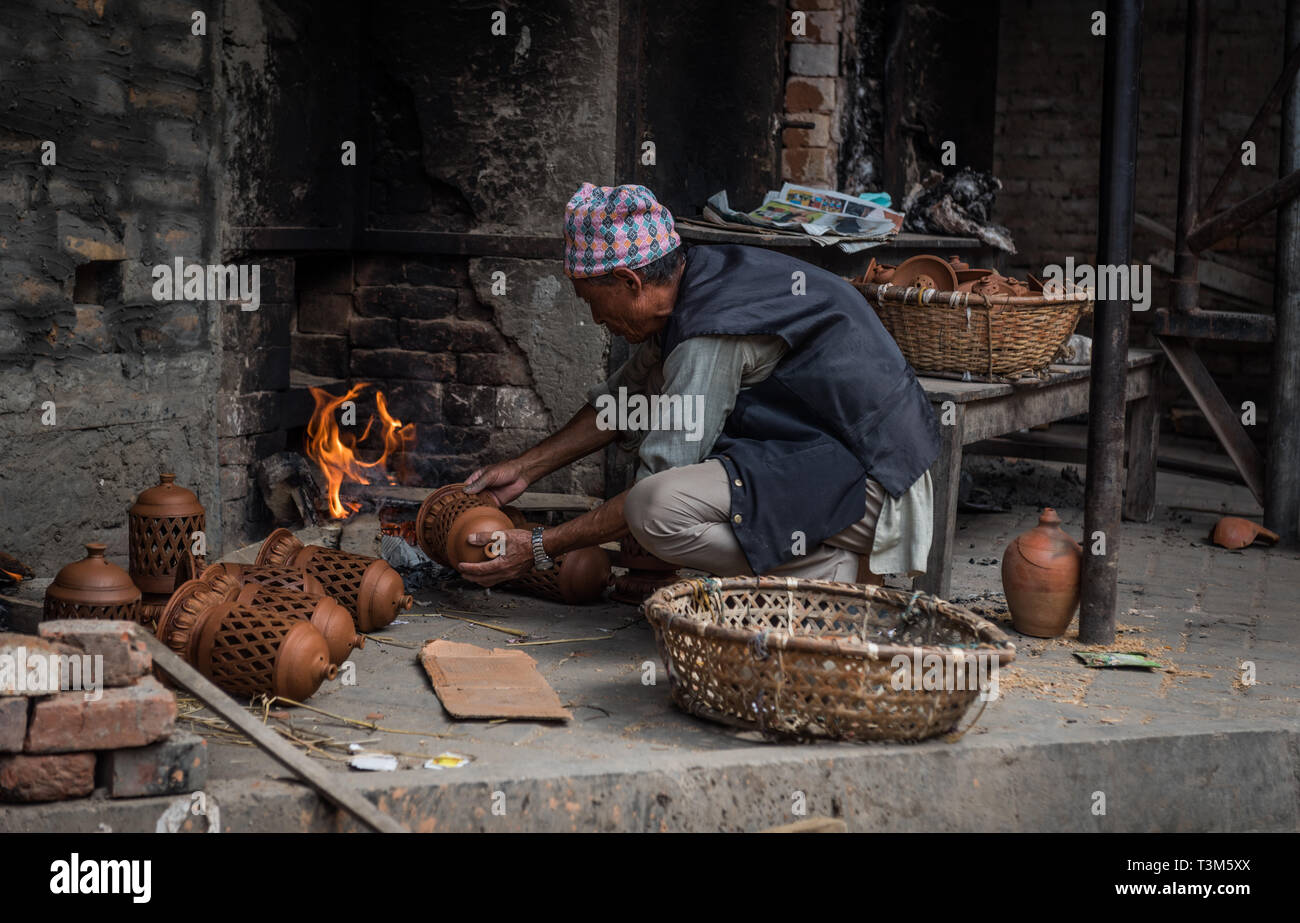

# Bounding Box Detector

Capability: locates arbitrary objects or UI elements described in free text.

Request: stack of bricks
[782,0,846,186]
[0,621,206,804]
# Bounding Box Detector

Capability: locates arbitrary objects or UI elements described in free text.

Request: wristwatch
[531,526,555,571]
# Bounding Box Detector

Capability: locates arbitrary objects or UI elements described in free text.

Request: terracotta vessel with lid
[44,542,143,623]
[129,473,206,596]
[157,577,337,701]
[1001,508,1082,638]
[256,529,412,632]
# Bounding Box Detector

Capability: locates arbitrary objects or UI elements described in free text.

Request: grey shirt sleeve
[634,334,787,481]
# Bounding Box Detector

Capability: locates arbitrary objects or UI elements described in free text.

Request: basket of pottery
[644,577,1016,742]
[851,255,1093,381]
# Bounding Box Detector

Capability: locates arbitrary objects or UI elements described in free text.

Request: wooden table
[915,349,1160,597]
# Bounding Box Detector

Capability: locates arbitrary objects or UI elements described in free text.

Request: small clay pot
[1001,508,1082,638]
[45,543,143,623]
[1210,516,1280,550]
[129,474,206,596]
[891,255,958,292]
[947,255,970,271]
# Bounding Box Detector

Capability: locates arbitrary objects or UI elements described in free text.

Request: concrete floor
[3,463,1299,832]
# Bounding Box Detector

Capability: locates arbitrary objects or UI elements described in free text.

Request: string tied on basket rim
[785,576,796,635]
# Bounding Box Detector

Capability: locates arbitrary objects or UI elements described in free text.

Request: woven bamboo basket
[644,577,1016,742]
[852,280,1093,380]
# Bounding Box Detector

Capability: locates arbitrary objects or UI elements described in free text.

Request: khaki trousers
[623,459,887,582]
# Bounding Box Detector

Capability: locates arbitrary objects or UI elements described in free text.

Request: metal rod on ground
[1268,0,1300,544]
[139,630,409,833]
[1080,0,1144,645]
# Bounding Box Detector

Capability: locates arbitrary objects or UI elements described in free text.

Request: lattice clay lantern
[44,542,143,622]
[129,473,206,596]
[415,483,610,604]
[255,529,413,632]
[156,578,337,701]
[200,569,364,666]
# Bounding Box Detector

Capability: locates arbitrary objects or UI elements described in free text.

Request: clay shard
[1210,516,1280,550]
[419,640,570,721]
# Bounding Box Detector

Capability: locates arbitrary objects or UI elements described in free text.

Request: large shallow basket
[853,280,1093,380]
[644,577,1016,742]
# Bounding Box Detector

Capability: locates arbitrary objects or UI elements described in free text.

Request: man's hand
[464,459,530,506]
[457,528,535,586]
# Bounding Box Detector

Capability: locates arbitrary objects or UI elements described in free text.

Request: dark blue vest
[661,244,939,575]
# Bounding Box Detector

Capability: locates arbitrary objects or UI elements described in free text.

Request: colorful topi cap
[563,183,681,279]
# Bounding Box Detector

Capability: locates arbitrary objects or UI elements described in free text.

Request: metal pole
[1080,0,1143,645]
[1172,0,1207,313]
[1267,0,1300,544]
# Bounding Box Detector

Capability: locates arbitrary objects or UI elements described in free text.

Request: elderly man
[458,183,938,587]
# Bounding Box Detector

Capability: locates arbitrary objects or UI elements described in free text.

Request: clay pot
[1210,517,1280,550]
[507,545,611,605]
[891,255,958,292]
[129,474,206,596]
[947,255,970,271]
[255,529,412,632]
[1001,509,1082,638]
[44,542,143,623]
[157,576,336,701]
[414,483,500,567]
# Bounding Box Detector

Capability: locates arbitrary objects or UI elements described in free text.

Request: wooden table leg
[917,403,963,598]
[1123,391,1159,522]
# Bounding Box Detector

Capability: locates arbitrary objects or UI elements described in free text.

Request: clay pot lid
[891,255,958,292]
[49,544,141,605]
[131,473,203,519]
[1210,516,1280,550]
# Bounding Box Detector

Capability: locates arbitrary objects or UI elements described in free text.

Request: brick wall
[783,0,848,185]
[0,0,224,573]
[994,0,1284,435]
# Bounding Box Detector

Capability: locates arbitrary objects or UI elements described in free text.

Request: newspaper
[704,184,903,253]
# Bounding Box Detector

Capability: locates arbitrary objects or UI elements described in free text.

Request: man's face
[572,267,671,344]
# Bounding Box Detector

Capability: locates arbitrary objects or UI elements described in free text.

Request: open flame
[306,383,416,519]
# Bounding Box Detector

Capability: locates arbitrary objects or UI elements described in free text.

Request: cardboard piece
[420,640,571,721]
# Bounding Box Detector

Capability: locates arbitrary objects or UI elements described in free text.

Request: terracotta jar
[209,572,364,666]
[256,529,412,632]
[129,473,206,596]
[44,542,143,623]
[1001,508,1082,638]
[157,577,337,701]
